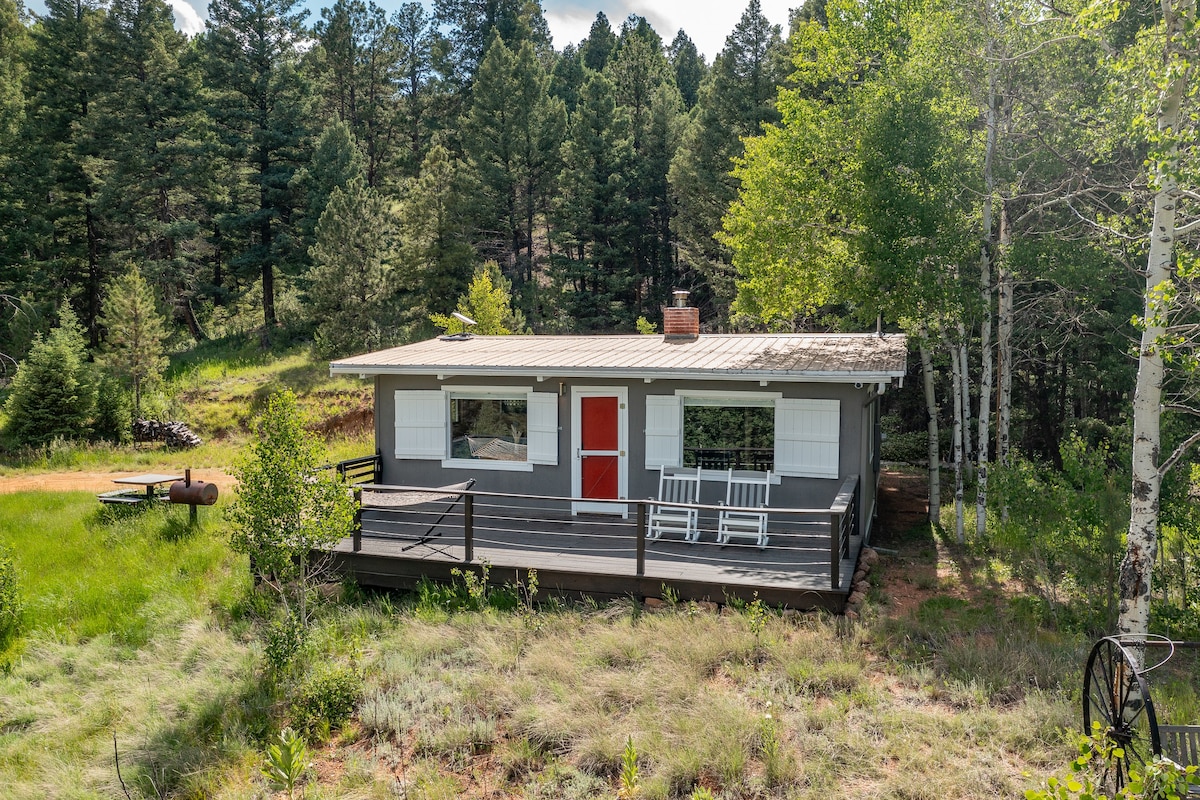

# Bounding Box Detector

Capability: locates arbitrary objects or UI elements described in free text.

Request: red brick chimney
[663,290,699,341]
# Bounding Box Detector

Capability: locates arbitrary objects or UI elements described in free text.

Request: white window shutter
[394,390,447,460]
[775,399,840,478]
[526,392,558,465]
[645,395,682,468]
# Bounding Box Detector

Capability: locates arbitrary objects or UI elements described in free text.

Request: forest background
[1,0,1200,635]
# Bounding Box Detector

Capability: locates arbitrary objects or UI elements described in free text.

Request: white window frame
[662,388,782,482]
[442,385,537,472]
[641,390,840,482]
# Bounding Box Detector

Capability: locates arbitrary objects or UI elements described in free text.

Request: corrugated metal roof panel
[330,333,907,381]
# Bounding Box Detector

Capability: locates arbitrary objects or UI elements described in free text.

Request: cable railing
[345,475,862,591]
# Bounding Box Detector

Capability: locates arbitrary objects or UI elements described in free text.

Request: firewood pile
[133,419,203,449]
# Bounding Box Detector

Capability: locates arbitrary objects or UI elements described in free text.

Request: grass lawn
[0,487,1099,800]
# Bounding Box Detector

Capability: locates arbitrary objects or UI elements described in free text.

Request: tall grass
[0,488,1086,800]
[0,492,263,800]
[0,492,245,646]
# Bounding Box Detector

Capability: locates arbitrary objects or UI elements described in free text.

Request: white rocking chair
[717,469,771,548]
[647,466,702,542]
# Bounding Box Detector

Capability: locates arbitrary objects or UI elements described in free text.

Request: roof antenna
[439,311,478,341]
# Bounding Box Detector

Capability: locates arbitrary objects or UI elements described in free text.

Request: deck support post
[464,494,474,563]
[353,488,362,552]
[830,512,841,590]
[636,501,646,577]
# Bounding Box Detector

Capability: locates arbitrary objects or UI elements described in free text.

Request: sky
[25,1,795,62]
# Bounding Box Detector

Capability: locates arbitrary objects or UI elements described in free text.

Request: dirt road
[0,469,234,494]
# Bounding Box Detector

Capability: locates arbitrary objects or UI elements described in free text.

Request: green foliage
[4,304,98,447]
[264,612,309,673]
[618,736,641,799]
[0,543,22,652]
[291,663,363,738]
[262,727,311,799]
[990,436,1127,630]
[92,374,132,444]
[431,262,527,335]
[97,264,168,420]
[306,178,400,358]
[635,316,657,335]
[226,389,356,625]
[1025,724,1198,800]
[399,141,478,316]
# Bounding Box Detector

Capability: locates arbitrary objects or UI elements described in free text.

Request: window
[643,392,839,478]
[450,396,528,461]
[683,401,774,472]
[394,388,558,469]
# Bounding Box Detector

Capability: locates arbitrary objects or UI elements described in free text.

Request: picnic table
[98,473,184,505]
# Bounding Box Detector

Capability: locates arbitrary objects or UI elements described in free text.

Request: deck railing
[325,452,381,484]
[345,474,863,592]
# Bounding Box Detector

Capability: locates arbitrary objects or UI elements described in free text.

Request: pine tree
[90,0,212,341]
[667,30,706,111]
[579,12,616,71]
[398,140,477,317]
[392,2,445,179]
[201,0,314,336]
[669,0,787,323]
[312,0,406,186]
[605,16,682,318]
[306,179,399,358]
[550,44,584,113]
[434,0,551,90]
[4,303,97,446]
[552,72,636,330]
[291,118,366,256]
[20,0,106,343]
[463,37,564,288]
[0,0,30,310]
[97,263,168,419]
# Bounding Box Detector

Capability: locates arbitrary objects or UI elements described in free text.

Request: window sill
[441,458,534,472]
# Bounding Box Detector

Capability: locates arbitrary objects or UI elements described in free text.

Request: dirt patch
[873,469,954,618]
[0,469,234,495]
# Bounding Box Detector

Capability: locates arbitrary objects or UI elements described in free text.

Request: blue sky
[25,1,794,62]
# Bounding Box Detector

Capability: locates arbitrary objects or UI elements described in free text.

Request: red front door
[580,396,619,499]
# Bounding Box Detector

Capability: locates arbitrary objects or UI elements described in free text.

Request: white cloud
[166,0,206,37]
[543,0,794,61]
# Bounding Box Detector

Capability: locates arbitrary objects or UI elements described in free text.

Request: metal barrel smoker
[168,469,218,523]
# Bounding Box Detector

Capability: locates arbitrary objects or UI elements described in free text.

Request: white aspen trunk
[957,322,974,486]
[919,337,942,524]
[1118,0,1191,646]
[950,335,966,544]
[976,29,997,540]
[997,201,1013,469]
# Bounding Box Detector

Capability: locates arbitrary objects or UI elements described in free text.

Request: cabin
[326,300,906,611]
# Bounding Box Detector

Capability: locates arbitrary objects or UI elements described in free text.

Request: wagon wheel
[1083,637,1162,792]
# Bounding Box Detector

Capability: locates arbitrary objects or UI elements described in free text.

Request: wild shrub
[291,663,363,738]
[264,613,308,673]
[989,435,1125,630]
[0,544,22,650]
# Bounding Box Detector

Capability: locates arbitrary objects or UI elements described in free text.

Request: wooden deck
[327,478,866,612]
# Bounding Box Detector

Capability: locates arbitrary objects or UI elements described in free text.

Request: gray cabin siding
[373,374,879,525]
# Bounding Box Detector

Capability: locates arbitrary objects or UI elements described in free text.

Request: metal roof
[330,333,907,384]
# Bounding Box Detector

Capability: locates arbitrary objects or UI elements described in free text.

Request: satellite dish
[451,312,477,327]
